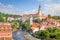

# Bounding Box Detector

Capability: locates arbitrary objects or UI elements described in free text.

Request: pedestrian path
[24,32,41,40]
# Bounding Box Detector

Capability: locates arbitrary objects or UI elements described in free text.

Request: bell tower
[30,15,33,26]
[38,5,42,16]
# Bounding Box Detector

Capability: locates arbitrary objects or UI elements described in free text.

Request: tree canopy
[34,28,60,40]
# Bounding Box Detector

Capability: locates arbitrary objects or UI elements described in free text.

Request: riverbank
[13,30,41,40]
[23,32,41,40]
[13,30,26,40]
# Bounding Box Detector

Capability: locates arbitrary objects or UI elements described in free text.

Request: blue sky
[0,0,40,11]
[0,0,60,15]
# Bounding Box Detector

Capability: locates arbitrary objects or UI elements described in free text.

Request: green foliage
[48,14,52,18]
[12,22,18,28]
[19,20,25,30]
[20,20,30,31]
[12,20,19,22]
[52,16,60,20]
[0,12,22,31]
[34,30,49,39]
[0,13,4,22]
[33,19,42,23]
[25,21,30,31]
[34,28,60,40]
[0,12,22,22]
[48,14,60,20]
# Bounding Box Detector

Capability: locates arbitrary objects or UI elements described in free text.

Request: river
[12,30,26,40]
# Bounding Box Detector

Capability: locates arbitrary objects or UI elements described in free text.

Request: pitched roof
[23,13,39,17]
[56,20,60,23]
[31,22,40,29]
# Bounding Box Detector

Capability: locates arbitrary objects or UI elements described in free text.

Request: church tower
[30,15,33,26]
[38,5,42,16]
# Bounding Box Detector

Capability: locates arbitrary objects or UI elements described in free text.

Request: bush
[34,28,60,40]
[33,19,42,23]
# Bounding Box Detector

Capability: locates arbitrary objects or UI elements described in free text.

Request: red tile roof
[56,20,60,23]
[23,13,39,17]
[48,23,55,27]
[31,22,40,29]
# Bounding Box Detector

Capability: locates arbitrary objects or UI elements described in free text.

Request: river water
[12,30,26,40]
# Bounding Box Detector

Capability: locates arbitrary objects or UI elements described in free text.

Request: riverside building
[0,22,12,40]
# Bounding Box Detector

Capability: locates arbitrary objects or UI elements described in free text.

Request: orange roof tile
[32,14,39,17]
[56,20,60,23]
[23,14,30,16]
[31,22,40,29]
[48,23,55,27]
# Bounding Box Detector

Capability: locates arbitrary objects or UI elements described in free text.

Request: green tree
[0,13,4,22]
[33,19,42,23]
[34,30,49,39]
[34,28,60,40]
[25,21,30,31]
[48,14,51,18]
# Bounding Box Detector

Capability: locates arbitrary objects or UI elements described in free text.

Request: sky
[0,0,60,16]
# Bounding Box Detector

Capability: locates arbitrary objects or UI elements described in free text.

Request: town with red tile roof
[0,5,60,40]
[22,5,60,33]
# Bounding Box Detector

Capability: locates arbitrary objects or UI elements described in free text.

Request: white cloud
[0,2,24,15]
[25,9,37,14]
[37,0,52,2]
[44,4,60,16]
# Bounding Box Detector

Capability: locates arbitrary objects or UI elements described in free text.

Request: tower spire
[38,5,42,16]
[39,5,41,9]
[38,5,41,14]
